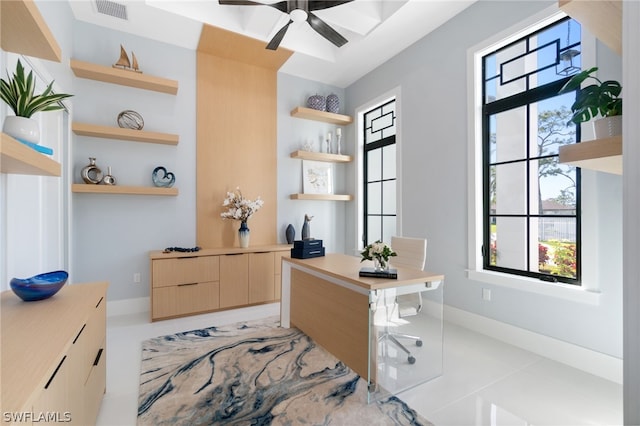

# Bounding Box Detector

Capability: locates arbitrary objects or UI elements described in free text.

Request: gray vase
[307,94,326,111]
[326,93,339,113]
[285,224,295,244]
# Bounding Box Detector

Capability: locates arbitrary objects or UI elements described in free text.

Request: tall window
[482,17,581,284]
[363,99,396,246]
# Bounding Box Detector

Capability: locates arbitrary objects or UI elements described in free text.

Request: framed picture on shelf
[302,160,334,195]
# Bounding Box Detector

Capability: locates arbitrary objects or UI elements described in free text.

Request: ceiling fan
[218,0,353,50]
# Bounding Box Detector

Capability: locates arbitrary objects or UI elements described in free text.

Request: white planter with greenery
[559,66,622,139]
[0,59,72,145]
[593,115,622,139]
[2,115,40,144]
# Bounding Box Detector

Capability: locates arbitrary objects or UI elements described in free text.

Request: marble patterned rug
[138,316,431,425]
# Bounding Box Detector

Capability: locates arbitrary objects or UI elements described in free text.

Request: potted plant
[558,66,622,138]
[1,59,73,145]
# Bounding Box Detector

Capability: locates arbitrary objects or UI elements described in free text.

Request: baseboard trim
[442,304,622,384]
[107,296,149,317]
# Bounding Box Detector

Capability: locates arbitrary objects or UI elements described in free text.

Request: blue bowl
[10,270,69,302]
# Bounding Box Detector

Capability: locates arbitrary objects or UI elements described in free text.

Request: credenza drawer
[152,281,220,319]
[83,295,106,382]
[152,256,219,288]
[84,340,106,425]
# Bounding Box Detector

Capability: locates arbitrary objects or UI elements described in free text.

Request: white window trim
[354,87,402,253]
[466,5,600,305]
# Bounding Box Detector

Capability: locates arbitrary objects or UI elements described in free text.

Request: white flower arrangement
[220,188,264,223]
[360,240,397,270]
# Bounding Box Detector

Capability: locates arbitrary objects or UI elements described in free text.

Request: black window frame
[363,99,397,247]
[481,17,582,285]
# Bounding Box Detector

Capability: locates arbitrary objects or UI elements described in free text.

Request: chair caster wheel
[408,356,416,364]
[416,340,423,347]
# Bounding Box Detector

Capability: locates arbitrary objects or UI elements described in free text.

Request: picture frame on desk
[302,160,333,194]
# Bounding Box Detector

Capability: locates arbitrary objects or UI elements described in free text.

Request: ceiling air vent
[95,0,128,20]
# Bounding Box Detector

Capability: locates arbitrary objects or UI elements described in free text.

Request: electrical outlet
[482,288,491,301]
[133,273,141,283]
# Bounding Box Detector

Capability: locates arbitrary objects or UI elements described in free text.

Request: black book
[359,267,398,279]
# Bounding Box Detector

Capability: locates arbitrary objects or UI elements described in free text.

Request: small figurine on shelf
[325,132,332,154]
[117,110,144,130]
[301,214,313,240]
[81,157,103,184]
[152,166,175,188]
[113,44,142,73]
[102,166,116,185]
[336,128,342,155]
[302,139,314,152]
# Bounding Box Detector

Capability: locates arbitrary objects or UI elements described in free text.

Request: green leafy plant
[558,66,622,125]
[0,59,72,118]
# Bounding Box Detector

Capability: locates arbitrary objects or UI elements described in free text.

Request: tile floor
[97,303,622,426]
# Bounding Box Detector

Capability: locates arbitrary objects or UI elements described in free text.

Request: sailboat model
[112,45,143,73]
[113,45,130,69]
[131,52,142,73]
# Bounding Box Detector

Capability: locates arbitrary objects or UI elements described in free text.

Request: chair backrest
[390,236,427,270]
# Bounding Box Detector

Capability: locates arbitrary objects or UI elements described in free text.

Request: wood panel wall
[196,25,291,248]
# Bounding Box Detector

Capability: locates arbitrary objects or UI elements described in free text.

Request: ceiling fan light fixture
[218,0,352,50]
[289,9,308,23]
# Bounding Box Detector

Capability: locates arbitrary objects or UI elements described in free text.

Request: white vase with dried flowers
[220,188,264,248]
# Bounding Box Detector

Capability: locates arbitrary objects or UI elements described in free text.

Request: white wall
[0,1,75,291]
[345,0,622,358]
[70,22,196,301]
[623,2,640,422]
[277,73,348,253]
[1,2,196,303]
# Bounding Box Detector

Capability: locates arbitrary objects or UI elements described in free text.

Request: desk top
[284,253,444,291]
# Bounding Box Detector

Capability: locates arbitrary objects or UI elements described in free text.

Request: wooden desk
[280,253,444,385]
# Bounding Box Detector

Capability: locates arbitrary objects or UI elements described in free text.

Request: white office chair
[377,236,427,364]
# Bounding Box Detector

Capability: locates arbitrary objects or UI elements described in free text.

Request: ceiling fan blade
[267,1,290,13]
[266,20,293,50]
[307,12,348,47]
[218,0,289,13]
[308,0,353,11]
[218,0,265,5]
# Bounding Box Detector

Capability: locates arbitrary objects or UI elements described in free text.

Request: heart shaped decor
[152,166,176,188]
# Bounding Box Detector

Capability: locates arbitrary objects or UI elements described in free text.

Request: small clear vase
[238,221,250,248]
[374,257,388,272]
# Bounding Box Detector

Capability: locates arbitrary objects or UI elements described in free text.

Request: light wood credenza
[1,281,108,426]
[149,245,290,321]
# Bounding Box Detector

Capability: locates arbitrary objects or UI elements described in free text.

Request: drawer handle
[96,296,104,309]
[45,356,67,389]
[177,256,197,259]
[178,282,198,287]
[225,253,243,256]
[73,324,86,344]
[309,250,322,254]
[93,348,104,366]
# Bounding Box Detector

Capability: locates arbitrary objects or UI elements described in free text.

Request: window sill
[466,269,601,305]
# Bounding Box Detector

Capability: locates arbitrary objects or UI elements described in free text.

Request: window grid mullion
[525,103,531,274]
[481,16,581,284]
